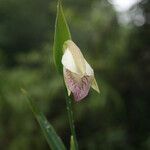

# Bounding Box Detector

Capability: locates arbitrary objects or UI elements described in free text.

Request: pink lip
[64,69,92,101]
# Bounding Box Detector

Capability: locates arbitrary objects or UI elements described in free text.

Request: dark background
[0,0,150,149]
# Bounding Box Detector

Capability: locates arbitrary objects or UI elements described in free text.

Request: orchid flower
[61,40,99,101]
[61,40,100,101]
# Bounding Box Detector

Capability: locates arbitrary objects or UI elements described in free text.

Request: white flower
[61,40,100,101]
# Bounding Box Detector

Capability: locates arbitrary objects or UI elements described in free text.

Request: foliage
[53,0,71,73]
[0,0,149,150]
[21,88,66,150]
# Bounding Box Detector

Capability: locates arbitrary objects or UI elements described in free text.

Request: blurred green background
[0,0,149,150]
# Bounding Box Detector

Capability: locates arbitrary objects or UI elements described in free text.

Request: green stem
[65,92,78,150]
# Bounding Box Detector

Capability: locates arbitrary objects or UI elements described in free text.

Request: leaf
[53,0,71,73]
[70,135,76,150]
[21,88,66,150]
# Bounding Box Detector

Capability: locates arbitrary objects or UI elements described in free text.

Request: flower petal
[84,59,100,93]
[63,68,92,101]
[62,40,86,75]
[62,48,80,74]
[91,78,100,93]
[84,59,94,76]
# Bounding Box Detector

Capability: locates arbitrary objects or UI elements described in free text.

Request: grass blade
[21,89,66,150]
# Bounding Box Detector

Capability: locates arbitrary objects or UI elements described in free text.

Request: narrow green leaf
[70,135,76,150]
[53,0,71,73]
[21,89,66,150]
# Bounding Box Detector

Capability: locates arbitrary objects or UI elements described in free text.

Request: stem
[65,92,78,150]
